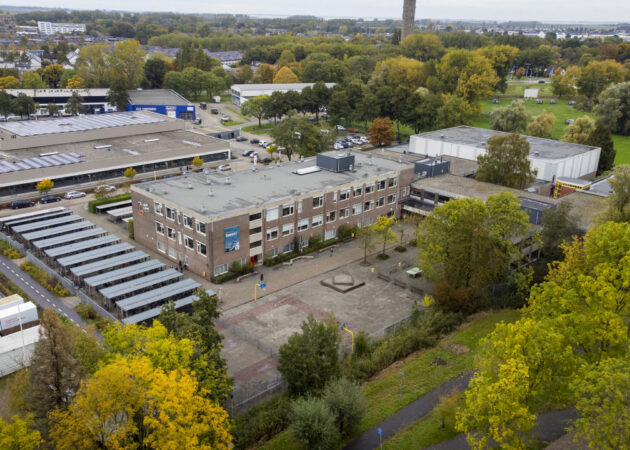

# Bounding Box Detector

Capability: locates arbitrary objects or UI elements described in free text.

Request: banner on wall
[224,226,240,253]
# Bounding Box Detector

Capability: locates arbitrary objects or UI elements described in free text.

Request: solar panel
[99,268,181,300]
[45,235,120,258]
[12,214,84,233]
[122,295,197,324]
[83,259,165,288]
[15,162,30,170]
[4,210,70,227]
[22,221,93,242]
[32,227,106,249]
[116,278,201,312]
[68,152,81,158]
[31,157,51,167]
[70,251,149,277]
[57,242,134,268]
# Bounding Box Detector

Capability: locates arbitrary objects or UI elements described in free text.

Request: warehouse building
[230,83,335,106]
[127,89,196,121]
[409,126,601,182]
[131,151,415,279]
[0,111,230,198]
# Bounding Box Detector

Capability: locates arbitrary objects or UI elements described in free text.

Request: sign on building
[224,226,240,252]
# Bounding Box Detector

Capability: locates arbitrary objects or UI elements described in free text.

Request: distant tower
[401,0,417,41]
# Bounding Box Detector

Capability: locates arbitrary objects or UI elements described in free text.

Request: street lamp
[254,281,266,302]
[340,322,355,354]
[399,371,405,401]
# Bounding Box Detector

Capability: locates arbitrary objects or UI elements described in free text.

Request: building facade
[37,21,86,35]
[231,83,335,106]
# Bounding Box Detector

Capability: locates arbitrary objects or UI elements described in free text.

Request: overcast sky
[12,0,630,23]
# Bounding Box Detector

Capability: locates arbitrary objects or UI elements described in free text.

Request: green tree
[526,110,555,138]
[36,178,54,195]
[21,71,47,89]
[400,33,445,61]
[594,81,630,135]
[270,112,326,160]
[541,200,579,263]
[106,82,130,111]
[65,91,85,116]
[107,40,146,89]
[478,45,519,92]
[11,93,37,119]
[327,89,351,126]
[291,397,340,450]
[0,415,42,450]
[589,126,616,175]
[602,164,630,223]
[562,115,596,144]
[257,64,275,84]
[143,57,166,89]
[551,66,580,97]
[45,103,59,117]
[368,117,395,146]
[323,378,366,437]
[0,90,12,119]
[241,95,270,127]
[357,225,377,265]
[577,59,627,99]
[436,94,473,128]
[490,100,529,132]
[434,389,462,429]
[373,215,397,256]
[41,64,64,88]
[237,64,254,84]
[76,43,111,87]
[477,133,537,189]
[278,315,340,396]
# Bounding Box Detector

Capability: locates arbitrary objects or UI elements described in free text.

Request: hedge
[88,193,131,213]
[20,261,70,297]
[0,239,22,259]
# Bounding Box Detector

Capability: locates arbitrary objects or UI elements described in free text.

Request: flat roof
[122,295,195,325]
[416,126,599,160]
[232,83,335,93]
[13,214,84,234]
[0,111,166,137]
[3,209,70,227]
[99,268,181,300]
[33,227,106,249]
[107,206,133,218]
[45,235,120,258]
[70,250,149,277]
[128,89,192,106]
[135,151,412,218]
[95,200,132,211]
[0,207,66,224]
[117,278,201,312]
[83,259,165,288]
[57,242,134,267]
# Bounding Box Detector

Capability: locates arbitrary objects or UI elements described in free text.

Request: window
[353,186,363,197]
[176,212,181,224]
[157,241,166,253]
[352,203,362,215]
[402,186,410,197]
[165,206,175,220]
[376,197,385,207]
[388,177,398,187]
[364,200,374,211]
[282,223,294,236]
[250,212,262,221]
[363,217,373,226]
[326,210,336,223]
[266,227,278,241]
[282,242,294,253]
[197,241,207,255]
[183,215,193,229]
[365,184,375,194]
[155,221,164,235]
[214,264,227,276]
[339,190,350,201]
[313,196,323,208]
[167,246,177,259]
[196,221,206,235]
[312,214,323,227]
[325,229,336,240]
[166,226,176,240]
[184,235,194,249]
[299,237,309,249]
[388,193,397,204]
[332,191,337,202]
[377,180,386,191]
[266,206,279,221]
[298,218,309,231]
[297,200,302,214]
[268,247,278,257]
[154,202,163,215]
[282,204,294,217]
[339,207,350,219]
[234,257,246,267]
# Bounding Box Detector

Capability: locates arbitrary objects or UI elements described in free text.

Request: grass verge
[20,262,70,297]
[0,271,33,302]
[226,106,249,120]
[242,123,275,132]
[224,120,244,127]
[0,239,21,259]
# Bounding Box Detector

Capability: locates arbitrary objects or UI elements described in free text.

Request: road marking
[69,318,75,323]
[35,289,40,294]
[45,298,50,303]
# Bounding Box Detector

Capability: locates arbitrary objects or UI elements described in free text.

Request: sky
[10,0,630,23]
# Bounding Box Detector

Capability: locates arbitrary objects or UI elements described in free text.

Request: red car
[348,128,359,133]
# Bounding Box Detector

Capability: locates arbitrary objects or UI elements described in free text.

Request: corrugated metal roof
[32,227,105,249]
[57,242,134,267]
[99,268,181,300]
[70,251,149,277]
[45,235,120,258]
[22,221,94,242]
[12,214,83,233]
[117,278,201,312]
[83,259,164,288]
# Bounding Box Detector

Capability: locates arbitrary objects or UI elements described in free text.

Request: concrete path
[344,372,475,450]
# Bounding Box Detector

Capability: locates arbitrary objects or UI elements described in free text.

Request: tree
[594,81,630,135]
[357,225,377,265]
[0,90,13,119]
[44,103,59,117]
[436,94,473,128]
[456,222,630,449]
[278,315,340,396]
[65,91,85,116]
[42,64,65,88]
[49,356,232,449]
[368,117,395,146]
[192,156,203,169]
[478,45,519,92]
[164,67,224,100]
[490,100,529,132]
[36,178,54,195]
[273,66,299,84]
[477,133,537,189]
[417,193,529,310]
[76,43,111,87]
[65,75,84,89]
[11,93,37,119]
[323,378,366,437]
[541,200,579,263]
[602,164,630,223]
[526,110,555,138]
[106,82,130,111]
[373,216,397,256]
[270,112,326,160]
[237,64,253,84]
[551,66,580,97]
[400,33,445,61]
[327,89,350,126]
[143,57,166,89]
[369,56,425,93]
[26,309,85,436]
[291,397,340,450]
[21,71,47,89]
[516,67,524,79]
[0,415,42,450]
[588,126,616,175]
[562,116,596,144]
[0,76,21,89]
[257,64,275,84]
[435,389,462,429]
[241,95,270,127]
[107,40,146,89]
[123,167,137,188]
[577,59,628,99]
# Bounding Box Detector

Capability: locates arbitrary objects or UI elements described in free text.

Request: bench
[377,273,390,282]
[410,286,424,295]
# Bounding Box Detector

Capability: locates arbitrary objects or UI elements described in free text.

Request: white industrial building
[409,126,601,182]
[230,83,335,106]
[0,295,40,377]
[37,21,86,35]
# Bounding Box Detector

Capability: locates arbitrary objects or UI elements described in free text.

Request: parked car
[549,99,558,104]
[250,138,260,144]
[259,141,270,148]
[321,112,329,119]
[193,118,202,125]
[218,164,231,171]
[199,102,207,110]
[538,80,546,84]
[348,128,359,133]
[235,136,248,142]
[210,108,219,114]
[491,99,500,104]
[536,99,544,104]
[243,149,255,157]
[220,116,230,122]
[40,195,62,204]
[162,174,175,179]
[568,100,577,105]
[98,185,116,192]
[64,191,86,199]
[260,157,273,163]
[11,200,35,209]
[249,152,259,159]
[565,119,575,125]
[335,125,346,131]
[180,171,191,176]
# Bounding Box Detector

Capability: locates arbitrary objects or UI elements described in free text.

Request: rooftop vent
[225,177,231,185]
[440,134,445,139]
[187,182,193,190]
[201,205,206,213]
[182,140,201,147]
[94,145,112,149]
[206,177,212,185]
[208,189,214,197]
[144,138,159,143]
[533,151,540,157]
[480,141,486,146]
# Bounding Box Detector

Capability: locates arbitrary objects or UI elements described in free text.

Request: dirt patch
[446,344,470,355]
[60,296,80,308]
[431,356,447,366]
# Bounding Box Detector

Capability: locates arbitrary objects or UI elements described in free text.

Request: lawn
[223,120,244,127]
[242,123,275,132]
[502,80,555,97]
[260,309,520,450]
[226,106,249,121]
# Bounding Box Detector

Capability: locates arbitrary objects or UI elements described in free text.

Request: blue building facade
[126,90,196,121]
[126,104,196,121]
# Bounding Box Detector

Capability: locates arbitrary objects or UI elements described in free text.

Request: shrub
[87,193,131,213]
[337,224,358,241]
[376,253,390,260]
[0,239,22,259]
[291,397,340,450]
[394,245,407,252]
[20,261,70,297]
[433,281,476,314]
[408,238,417,247]
[127,219,134,239]
[75,303,110,331]
[354,331,372,358]
[233,395,292,449]
[323,378,366,438]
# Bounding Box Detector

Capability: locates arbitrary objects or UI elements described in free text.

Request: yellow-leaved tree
[36,178,54,195]
[273,66,299,84]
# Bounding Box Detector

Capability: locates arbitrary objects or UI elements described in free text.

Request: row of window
[156,221,207,256]
[157,240,206,258]
[154,202,206,234]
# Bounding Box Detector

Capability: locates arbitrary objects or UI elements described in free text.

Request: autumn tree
[602,164,630,223]
[192,156,203,169]
[278,315,340,396]
[436,94,473,128]
[369,56,426,92]
[515,67,524,79]
[357,225,376,265]
[65,91,85,116]
[373,216,397,257]
[124,167,136,181]
[594,81,630,135]
[551,66,580,97]
[273,66,299,84]
[577,59,628,99]
[76,43,110,87]
[368,117,395,146]
[107,40,146,89]
[64,75,84,89]
[490,100,529,132]
[0,415,42,450]
[256,63,275,83]
[21,71,47,89]
[400,33,445,61]
[477,133,537,189]
[0,75,20,89]
[526,110,555,138]
[477,45,519,92]
[36,178,54,195]
[26,309,85,436]
[435,389,462,429]
[237,64,254,83]
[562,115,596,144]
[241,95,270,127]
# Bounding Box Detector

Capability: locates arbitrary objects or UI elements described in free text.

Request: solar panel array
[0,152,82,174]
[0,112,165,137]
[2,207,207,325]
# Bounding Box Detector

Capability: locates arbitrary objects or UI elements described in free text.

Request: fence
[77,289,119,322]
[216,318,278,358]
[25,251,76,295]
[0,231,25,255]
[229,376,287,416]
[373,315,413,338]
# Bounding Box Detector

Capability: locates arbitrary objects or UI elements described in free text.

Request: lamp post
[254,281,266,302]
[340,322,355,354]
[399,371,405,401]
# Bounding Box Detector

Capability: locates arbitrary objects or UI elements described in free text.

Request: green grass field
[260,309,520,450]
[502,80,555,97]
